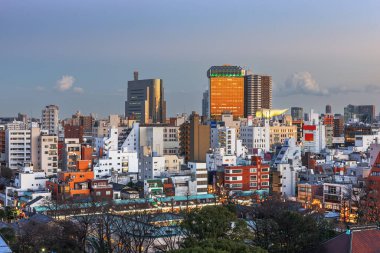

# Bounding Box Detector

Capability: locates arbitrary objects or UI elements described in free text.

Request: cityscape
[1,1,380,253]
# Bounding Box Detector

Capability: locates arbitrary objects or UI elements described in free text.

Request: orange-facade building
[47,160,94,199]
[207,65,246,120]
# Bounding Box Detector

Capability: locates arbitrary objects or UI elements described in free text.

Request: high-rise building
[207,65,246,120]
[179,112,210,163]
[326,105,332,114]
[125,72,166,124]
[244,74,272,117]
[202,90,209,118]
[333,114,344,137]
[344,104,375,123]
[41,105,59,135]
[5,129,32,169]
[260,75,273,110]
[291,107,304,121]
[244,75,261,117]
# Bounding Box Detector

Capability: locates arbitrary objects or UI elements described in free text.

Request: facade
[4,164,50,206]
[260,75,272,110]
[344,124,375,146]
[207,65,246,119]
[269,123,297,146]
[344,104,375,123]
[240,122,270,154]
[244,74,273,117]
[38,134,59,175]
[125,72,166,124]
[323,114,334,147]
[64,125,84,143]
[291,107,304,121]
[5,129,31,169]
[210,126,237,155]
[333,115,344,137]
[139,155,166,180]
[202,89,209,118]
[188,162,208,194]
[63,138,81,171]
[224,156,270,192]
[179,112,210,163]
[41,105,59,135]
[297,183,323,208]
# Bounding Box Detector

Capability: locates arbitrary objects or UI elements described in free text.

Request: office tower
[244,75,261,117]
[179,112,210,163]
[260,75,273,109]
[344,104,375,123]
[207,65,246,120]
[244,74,273,117]
[291,107,304,120]
[333,114,344,137]
[202,90,209,118]
[125,72,166,124]
[326,105,332,114]
[41,105,59,135]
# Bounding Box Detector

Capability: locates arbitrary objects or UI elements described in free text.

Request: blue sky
[1,0,380,118]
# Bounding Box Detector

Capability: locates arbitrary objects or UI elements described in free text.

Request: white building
[38,134,59,175]
[206,148,237,171]
[139,155,166,180]
[63,138,81,171]
[41,105,59,135]
[240,121,270,155]
[211,126,237,155]
[5,129,32,169]
[302,110,326,153]
[274,138,301,165]
[93,149,138,179]
[188,162,208,195]
[171,175,197,196]
[3,163,50,206]
[276,163,301,198]
[354,134,380,152]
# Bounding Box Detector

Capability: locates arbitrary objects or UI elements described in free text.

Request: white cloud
[276,72,328,96]
[73,87,84,94]
[56,75,75,91]
[35,86,45,91]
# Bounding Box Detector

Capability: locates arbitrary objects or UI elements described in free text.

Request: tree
[172,238,267,253]
[181,205,249,243]
[250,198,336,253]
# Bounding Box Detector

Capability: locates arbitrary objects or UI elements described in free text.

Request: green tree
[172,238,266,253]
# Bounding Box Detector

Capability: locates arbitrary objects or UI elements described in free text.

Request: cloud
[73,87,84,94]
[276,72,328,96]
[56,75,75,91]
[330,84,380,94]
[35,86,45,91]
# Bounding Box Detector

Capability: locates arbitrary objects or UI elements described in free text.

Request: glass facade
[210,77,244,119]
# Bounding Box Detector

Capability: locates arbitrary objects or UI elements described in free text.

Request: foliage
[172,238,266,253]
[250,198,336,253]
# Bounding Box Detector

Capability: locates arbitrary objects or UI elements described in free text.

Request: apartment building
[224,156,270,192]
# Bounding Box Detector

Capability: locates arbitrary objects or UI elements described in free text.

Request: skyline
[1,0,380,118]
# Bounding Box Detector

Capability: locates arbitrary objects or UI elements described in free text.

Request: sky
[1,0,380,118]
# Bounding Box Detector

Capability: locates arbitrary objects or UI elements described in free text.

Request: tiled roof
[351,229,380,253]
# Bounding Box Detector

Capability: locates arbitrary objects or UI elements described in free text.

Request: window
[250,182,257,187]
[250,175,257,181]
[96,192,101,196]
[231,169,242,174]
[261,175,269,179]
[106,191,111,195]
[261,182,269,186]
[250,168,257,173]
[262,168,269,172]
